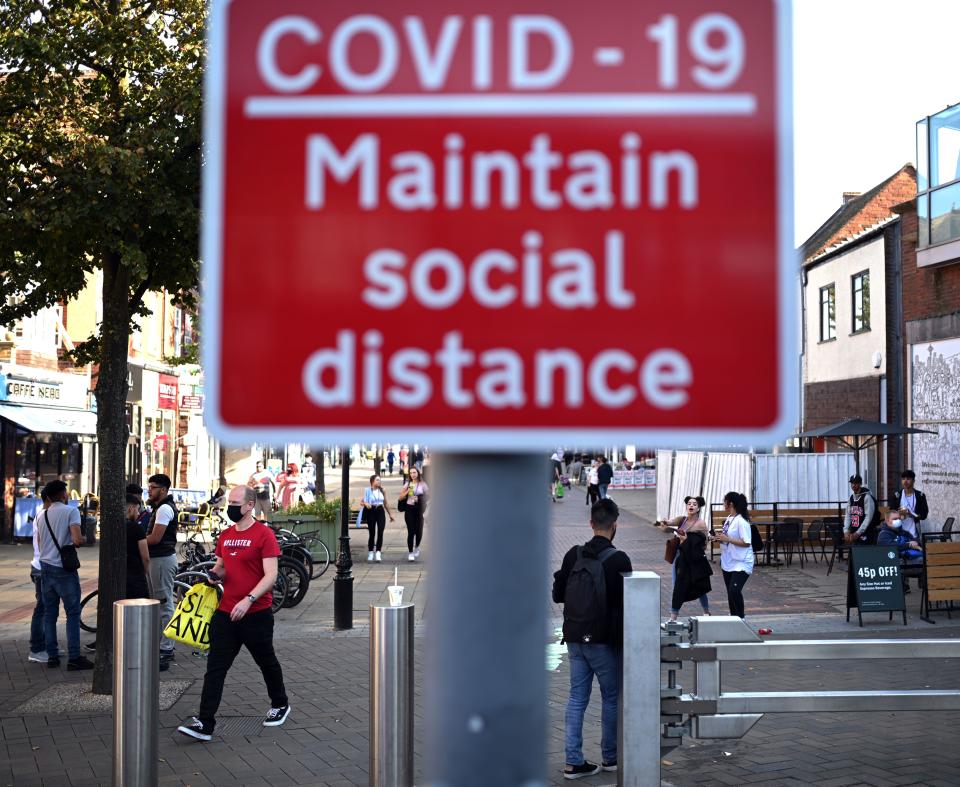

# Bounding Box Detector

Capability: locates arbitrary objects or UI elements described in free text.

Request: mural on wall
[911,337,960,527]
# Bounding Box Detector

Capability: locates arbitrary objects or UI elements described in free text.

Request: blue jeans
[565,643,620,766]
[671,554,710,615]
[40,563,81,660]
[598,484,609,499]
[30,569,45,653]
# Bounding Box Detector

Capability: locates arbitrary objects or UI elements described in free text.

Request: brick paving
[0,485,958,785]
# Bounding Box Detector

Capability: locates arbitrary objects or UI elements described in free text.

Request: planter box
[272,515,340,562]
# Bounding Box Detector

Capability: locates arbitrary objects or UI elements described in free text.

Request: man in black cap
[843,475,880,545]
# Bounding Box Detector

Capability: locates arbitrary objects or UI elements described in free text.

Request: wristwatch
[246,594,256,603]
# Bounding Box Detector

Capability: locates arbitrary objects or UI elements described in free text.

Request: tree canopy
[0,0,204,342]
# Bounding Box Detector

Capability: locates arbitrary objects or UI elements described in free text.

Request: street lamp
[334,445,353,629]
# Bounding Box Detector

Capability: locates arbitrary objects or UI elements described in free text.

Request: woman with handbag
[363,474,394,563]
[713,492,755,619]
[656,496,711,622]
[399,466,429,562]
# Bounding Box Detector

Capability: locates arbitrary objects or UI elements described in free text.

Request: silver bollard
[620,572,662,787]
[370,602,415,787]
[113,598,160,787]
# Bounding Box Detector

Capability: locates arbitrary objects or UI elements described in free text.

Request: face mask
[889,520,901,529]
[227,504,245,523]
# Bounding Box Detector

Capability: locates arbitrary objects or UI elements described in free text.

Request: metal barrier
[620,575,960,786]
[113,598,160,787]
[370,601,414,787]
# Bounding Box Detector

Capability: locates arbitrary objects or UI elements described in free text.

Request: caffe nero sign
[6,378,61,403]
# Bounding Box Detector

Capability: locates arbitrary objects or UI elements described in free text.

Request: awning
[0,403,97,435]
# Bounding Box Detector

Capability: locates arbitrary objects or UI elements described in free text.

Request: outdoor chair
[922,516,955,544]
[805,520,824,563]
[773,518,805,568]
[825,518,847,575]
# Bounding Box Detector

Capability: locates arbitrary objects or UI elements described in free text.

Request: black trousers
[405,506,424,551]
[366,506,386,551]
[126,574,150,600]
[722,570,750,618]
[198,609,287,728]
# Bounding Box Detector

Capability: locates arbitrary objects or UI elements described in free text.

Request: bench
[921,540,960,622]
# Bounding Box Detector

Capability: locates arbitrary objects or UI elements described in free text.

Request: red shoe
[758,628,773,636]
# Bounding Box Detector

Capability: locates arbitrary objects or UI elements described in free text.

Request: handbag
[664,535,680,564]
[163,583,219,651]
[43,511,81,572]
[397,496,407,512]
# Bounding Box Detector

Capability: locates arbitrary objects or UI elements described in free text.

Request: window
[851,271,870,333]
[917,101,960,248]
[819,284,836,341]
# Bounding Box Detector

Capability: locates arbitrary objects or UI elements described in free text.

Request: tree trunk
[91,253,131,695]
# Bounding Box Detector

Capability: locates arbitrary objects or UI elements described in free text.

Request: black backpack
[562,546,618,644]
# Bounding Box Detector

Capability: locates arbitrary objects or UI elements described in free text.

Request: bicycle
[79,578,201,635]
[175,563,290,614]
[274,521,332,579]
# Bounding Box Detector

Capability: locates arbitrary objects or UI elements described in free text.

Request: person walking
[657,496,712,621]
[177,486,290,741]
[386,449,396,475]
[551,453,562,503]
[247,461,275,521]
[363,474,394,562]
[400,467,429,562]
[597,457,613,499]
[399,446,408,475]
[37,481,93,670]
[275,463,301,510]
[714,492,754,619]
[552,499,633,779]
[27,490,52,664]
[145,473,178,668]
[586,460,600,506]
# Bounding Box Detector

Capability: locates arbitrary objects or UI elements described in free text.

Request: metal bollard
[113,598,160,787]
[620,572,662,787]
[370,602,414,787]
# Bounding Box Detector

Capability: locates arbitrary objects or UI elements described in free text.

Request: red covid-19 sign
[202,0,795,448]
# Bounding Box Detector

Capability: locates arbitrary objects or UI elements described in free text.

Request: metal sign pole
[370,602,415,786]
[424,453,549,786]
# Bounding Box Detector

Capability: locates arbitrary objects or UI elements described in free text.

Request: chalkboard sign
[846,545,907,627]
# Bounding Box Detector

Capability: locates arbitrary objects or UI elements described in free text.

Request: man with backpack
[844,474,881,545]
[552,499,633,780]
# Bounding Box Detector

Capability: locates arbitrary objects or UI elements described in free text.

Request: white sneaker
[375,552,382,562]
[28,651,48,663]
[414,547,421,558]
[408,553,415,561]
[367,551,374,562]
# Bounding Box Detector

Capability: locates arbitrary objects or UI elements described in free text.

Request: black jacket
[672,531,713,610]
[597,463,614,485]
[552,535,633,645]
[888,489,929,523]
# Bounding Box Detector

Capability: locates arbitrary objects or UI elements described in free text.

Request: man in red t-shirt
[177,486,289,740]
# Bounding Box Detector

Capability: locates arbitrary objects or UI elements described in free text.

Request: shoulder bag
[664,535,680,564]
[43,510,81,572]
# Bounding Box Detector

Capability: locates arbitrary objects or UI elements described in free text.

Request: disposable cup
[388,585,404,606]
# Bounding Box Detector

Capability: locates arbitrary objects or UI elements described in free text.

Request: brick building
[890,100,960,528]
[799,164,916,499]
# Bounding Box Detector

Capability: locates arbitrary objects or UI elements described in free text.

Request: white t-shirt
[720,515,755,574]
[900,493,919,538]
[36,502,81,568]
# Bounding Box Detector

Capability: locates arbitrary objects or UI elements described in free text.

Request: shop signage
[846,545,907,627]
[181,394,204,410]
[202,0,794,447]
[153,434,169,452]
[6,377,62,403]
[158,374,179,410]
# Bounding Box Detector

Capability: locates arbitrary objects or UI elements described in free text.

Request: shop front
[0,369,96,539]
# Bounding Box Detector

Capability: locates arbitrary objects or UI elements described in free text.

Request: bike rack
[619,575,960,787]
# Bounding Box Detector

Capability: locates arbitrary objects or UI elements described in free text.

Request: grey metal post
[370,602,415,787]
[620,572,662,787]
[424,453,548,786]
[113,598,160,787]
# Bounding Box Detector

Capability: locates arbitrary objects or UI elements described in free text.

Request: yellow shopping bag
[163,583,218,651]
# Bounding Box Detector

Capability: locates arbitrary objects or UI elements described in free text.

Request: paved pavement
[1,485,958,785]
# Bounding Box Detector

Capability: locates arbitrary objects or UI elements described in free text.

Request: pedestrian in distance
[275,462,302,510]
[714,492,754,620]
[364,474,395,563]
[145,473,179,669]
[657,495,712,622]
[399,446,408,475]
[844,474,881,545]
[387,448,396,475]
[586,460,600,506]
[247,461,275,521]
[552,498,633,780]
[27,490,52,664]
[37,480,94,671]
[597,456,613,499]
[400,466,429,562]
[177,485,290,741]
[551,451,563,503]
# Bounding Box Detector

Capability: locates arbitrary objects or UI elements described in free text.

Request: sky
[793,0,960,245]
